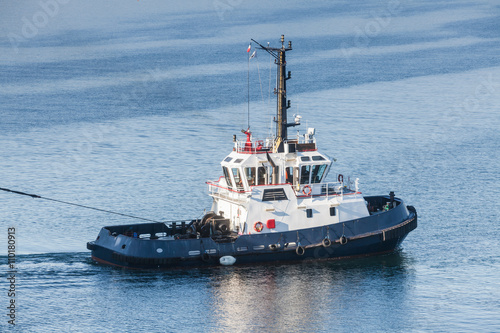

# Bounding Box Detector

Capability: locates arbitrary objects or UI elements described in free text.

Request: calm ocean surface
[1,0,499,332]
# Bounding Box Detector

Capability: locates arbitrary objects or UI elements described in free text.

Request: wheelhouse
[219,131,332,193]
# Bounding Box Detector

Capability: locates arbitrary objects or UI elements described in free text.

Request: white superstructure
[207,128,370,235]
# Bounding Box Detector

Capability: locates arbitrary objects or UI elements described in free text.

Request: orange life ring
[338,174,344,183]
[302,185,312,196]
[254,222,264,232]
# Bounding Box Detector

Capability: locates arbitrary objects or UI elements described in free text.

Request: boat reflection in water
[208,252,413,331]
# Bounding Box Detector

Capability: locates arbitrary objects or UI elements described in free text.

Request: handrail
[206,179,251,193]
[235,139,272,154]
[207,178,358,195]
[234,136,318,154]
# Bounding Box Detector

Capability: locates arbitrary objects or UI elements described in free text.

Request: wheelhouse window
[257,166,266,185]
[285,167,293,184]
[311,164,327,183]
[300,165,310,184]
[223,167,233,188]
[232,168,244,190]
[244,167,256,186]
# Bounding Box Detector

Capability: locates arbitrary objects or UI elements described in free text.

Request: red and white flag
[247,43,251,53]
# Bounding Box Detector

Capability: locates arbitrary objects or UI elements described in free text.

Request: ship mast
[251,35,296,152]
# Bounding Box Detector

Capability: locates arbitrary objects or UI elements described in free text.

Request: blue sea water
[1,0,499,332]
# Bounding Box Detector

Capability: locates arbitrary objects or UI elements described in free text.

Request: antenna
[251,35,298,152]
[247,42,251,128]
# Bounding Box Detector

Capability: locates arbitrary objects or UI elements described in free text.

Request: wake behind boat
[87,35,417,269]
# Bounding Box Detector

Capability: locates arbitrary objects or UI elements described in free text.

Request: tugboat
[87,35,417,269]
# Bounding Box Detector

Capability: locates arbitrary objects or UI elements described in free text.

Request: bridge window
[257,166,266,185]
[232,168,244,190]
[244,167,256,186]
[223,167,233,188]
[285,167,293,184]
[300,165,310,184]
[311,164,327,183]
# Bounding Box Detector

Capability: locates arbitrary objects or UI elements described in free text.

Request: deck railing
[207,176,359,201]
[234,136,317,154]
[206,178,250,204]
[235,139,272,153]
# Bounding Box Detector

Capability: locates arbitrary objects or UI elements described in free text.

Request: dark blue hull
[87,197,417,269]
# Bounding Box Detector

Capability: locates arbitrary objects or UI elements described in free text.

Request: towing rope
[0,187,163,223]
